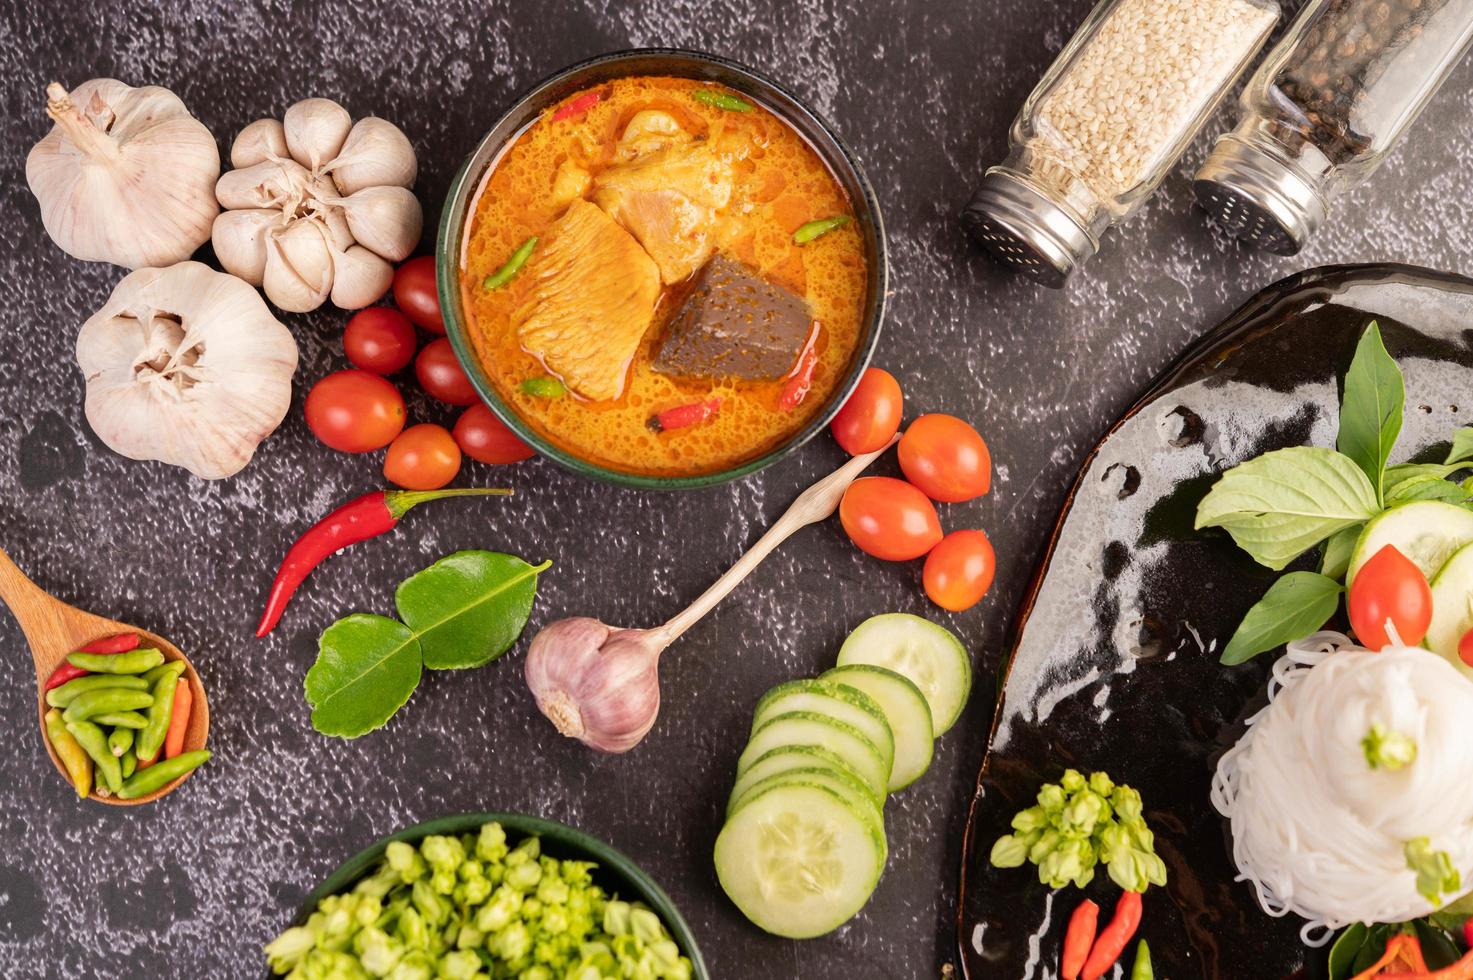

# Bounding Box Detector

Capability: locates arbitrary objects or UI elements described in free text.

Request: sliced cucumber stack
[836,613,972,735]
[1348,501,1473,584]
[738,711,890,801]
[1427,541,1473,677]
[822,664,934,790]
[750,679,895,787]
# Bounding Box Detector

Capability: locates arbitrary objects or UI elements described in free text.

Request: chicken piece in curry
[461,75,868,478]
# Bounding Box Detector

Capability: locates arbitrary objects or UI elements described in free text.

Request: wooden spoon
[0,547,209,805]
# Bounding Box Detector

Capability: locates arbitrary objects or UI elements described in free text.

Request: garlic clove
[263,219,333,313]
[523,617,666,754]
[211,208,280,286]
[283,98,352,172]
[27,79,220,269]
[76,261,298,479]
[215,158,314,211]
[323,185,423,262]
[230,118,289,168]
[329,244,394,309]
[326,117,418,195]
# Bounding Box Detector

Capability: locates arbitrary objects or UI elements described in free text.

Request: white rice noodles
[1211,631,1473,946]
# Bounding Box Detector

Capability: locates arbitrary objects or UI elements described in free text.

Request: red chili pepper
[551,91,603,122]
[649,398,721,433]
[1463,917,1473,950]
[1355,933,1440,979]
[1081,890,1143,980]
[43,632,141,690]
[777,321,822,412]
[255,489,511,637]
[1062,899,1099,980]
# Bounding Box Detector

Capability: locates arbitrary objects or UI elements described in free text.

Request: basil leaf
[396,551,552,670]
[1414,919,1462,970]
[1386,462,1469,488]
[1319,525,1361,581]
[1196,447,1380,570]
[1327,923,1369,980]
[306,614,423,738]
[1448,427,1473,466]
[1352,923,1396,974]
[1221,571,1342,665]
[1427,891,1473,932]
[1386,474,1473,505]
[1337,322,1404,505]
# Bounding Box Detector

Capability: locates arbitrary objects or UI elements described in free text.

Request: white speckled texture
[0,1,1470,977]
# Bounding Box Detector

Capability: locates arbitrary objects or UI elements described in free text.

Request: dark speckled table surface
[1,1,1471,977]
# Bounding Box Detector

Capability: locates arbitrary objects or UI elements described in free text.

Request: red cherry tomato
[1459,628,1473,668]
[394,256,443,334]
[454,404,535,464]
[344,307,417,374]
[304,370,406,453]
[923,530,996,612]
[831,368,903,455]
[416,338,478,406]
[838,477,942,561]
[1348,545,1433,650]
[898,413,992,503]
[384,423,462,490]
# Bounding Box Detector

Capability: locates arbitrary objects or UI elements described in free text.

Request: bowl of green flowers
[264,812,707,979]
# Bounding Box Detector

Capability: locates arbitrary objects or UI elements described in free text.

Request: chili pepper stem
[384,488,514,520]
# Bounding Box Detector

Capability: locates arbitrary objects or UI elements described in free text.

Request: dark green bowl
[436,48,889,491]
[274,811,708,979]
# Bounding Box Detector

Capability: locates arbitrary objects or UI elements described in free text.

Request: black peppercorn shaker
[1196,0,1473,254]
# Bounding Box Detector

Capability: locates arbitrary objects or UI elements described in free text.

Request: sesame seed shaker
[962,0,1280,287]
[1196,0,1473,254]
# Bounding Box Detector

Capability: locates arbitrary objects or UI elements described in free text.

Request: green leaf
[1327,923,1369,980]
[396,551,552,670]
[1196,447,1381,570]
[1414,919,1462,970]
[1221,571,1343,665]
[1448,427,1473,466]
[306,614,423,738]
[1352,924,1397,974]
[1319,525,1361,580]
[1337,322,1404,505]
[1386,474,1473,505]
[1426,891,1473,932]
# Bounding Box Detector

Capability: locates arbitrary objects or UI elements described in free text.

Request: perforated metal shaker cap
[1194,138,1329,256]
[961,171,1096,289]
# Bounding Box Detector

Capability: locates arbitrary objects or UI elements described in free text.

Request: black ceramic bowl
[436,48,888,490]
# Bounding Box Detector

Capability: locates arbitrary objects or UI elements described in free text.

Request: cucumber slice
[737,711,890,799]
[1348,501,1473,585]
[714,782,885,938]
[751,680,894,786]
[836,613,972,736]
[728,745,879,812]
[821,664,934,790]
[1427,542,1473,677]
[727,766,884,830]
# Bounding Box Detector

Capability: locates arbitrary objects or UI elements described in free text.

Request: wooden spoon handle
[0,546,105,677]
[657,436,900,644]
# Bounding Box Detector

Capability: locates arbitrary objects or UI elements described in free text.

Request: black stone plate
[956,264,1473,980]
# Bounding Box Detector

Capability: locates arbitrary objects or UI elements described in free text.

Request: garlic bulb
[26,79,220,269]
[524,618,666,754]
[212,97,420,312]
[76,261,299,479]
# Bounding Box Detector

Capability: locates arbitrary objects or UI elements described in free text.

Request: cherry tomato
[304,370,406,453]
[923,530,996,612]
[1348,544,1433,650]
[831,368,903,455]
[898,413,992,503]
[454,403,535,464]
[416,338,478,406]
[1461,628,1473,669]
[344,307,417,374]
[384,423,462,490]
[838,477,942,561]
[393,256,444,333]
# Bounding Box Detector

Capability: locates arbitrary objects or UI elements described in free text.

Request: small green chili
[121,749,137,780]
[136,669,181,763]
[61,688,155,724]
[65,720,122,794]
[65,648,164,675]
[117,749,211,800]
[484,237,537,290]
[692,88,753,112]
[107,726,135,758]
[91,711,149,729]
[46,673,150,708]
[1130,940,1153,980]
[793,215,851,244]
[520,377,567,399]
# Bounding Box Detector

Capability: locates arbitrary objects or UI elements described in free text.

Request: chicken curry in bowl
[457,73,871,480]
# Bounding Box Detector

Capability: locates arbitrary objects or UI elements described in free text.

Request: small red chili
[255,489,511,637]
[649,398,722,433]
[1354,932,1438,979]
[1061,898,1099,980]
[1082,890,1143,980]
[551,91,603,122]
[44,632,141,690]
[777,321,822,412]
[1463,917,1473,950]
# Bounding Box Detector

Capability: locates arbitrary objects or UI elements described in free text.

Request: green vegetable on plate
[691,88,753,112]
[520,376,567,399]
[793,215,851,244]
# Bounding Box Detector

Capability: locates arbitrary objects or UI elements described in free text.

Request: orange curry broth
[460,76,868,478]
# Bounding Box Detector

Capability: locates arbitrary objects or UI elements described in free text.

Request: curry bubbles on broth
[461,75,867,478]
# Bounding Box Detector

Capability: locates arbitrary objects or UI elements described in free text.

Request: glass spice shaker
[1196,0,1473,254]
[962,0,1280,288]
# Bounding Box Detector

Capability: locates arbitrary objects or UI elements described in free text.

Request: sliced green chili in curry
[793,215,851,244]
[483,237,538,290]
[692,88,754,112]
